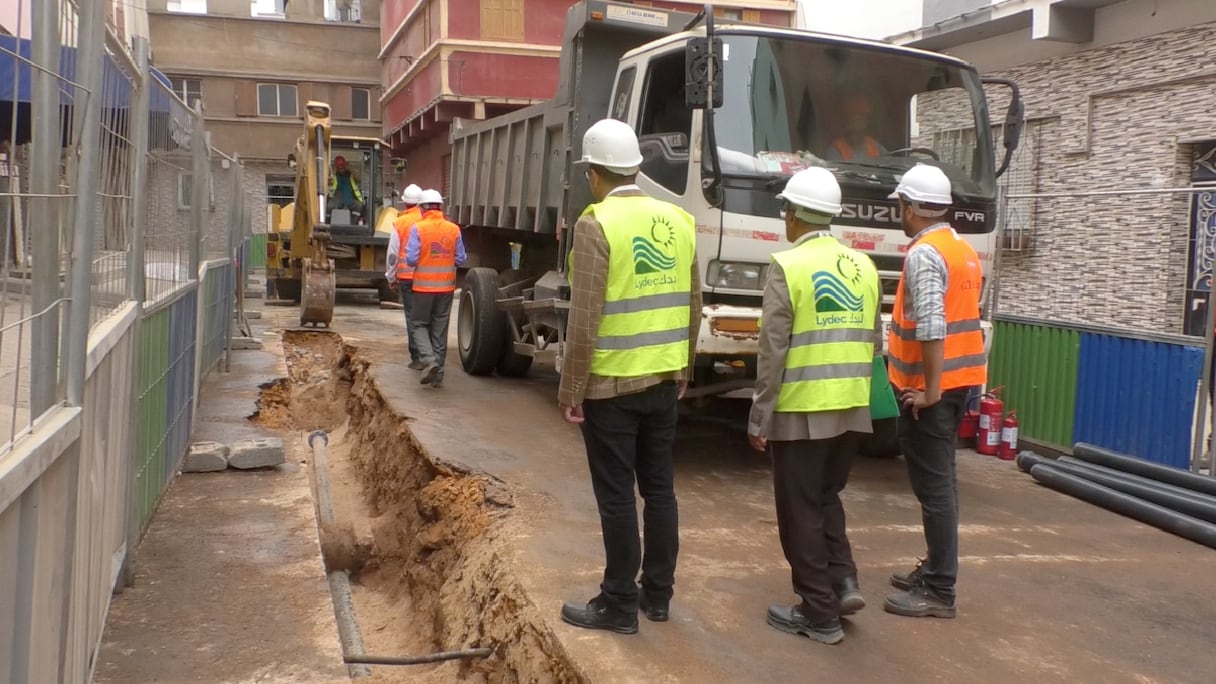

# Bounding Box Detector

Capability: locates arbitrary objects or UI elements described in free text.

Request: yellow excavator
[266,101,395,326]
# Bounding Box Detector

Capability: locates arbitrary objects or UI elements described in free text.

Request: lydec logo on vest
[812,253,866,326]
[631,216,679,288]
[428,240,453,258]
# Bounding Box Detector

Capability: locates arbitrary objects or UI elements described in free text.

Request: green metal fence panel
[989,318,1081,449]
[246,233,267,270]
[135,303,170,531]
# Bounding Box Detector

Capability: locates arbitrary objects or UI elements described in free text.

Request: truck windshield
[710,33,996,200]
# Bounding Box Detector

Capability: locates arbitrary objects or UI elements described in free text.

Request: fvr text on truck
[448,0,1023,455]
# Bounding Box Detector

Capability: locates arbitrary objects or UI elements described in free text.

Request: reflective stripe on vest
[772,235,880,413]
[832,136,880,161]
[411,210,461,293]
[392,206,422,281]
[582,194,696,377]
[329,172,364,203]
[887,227,987,391]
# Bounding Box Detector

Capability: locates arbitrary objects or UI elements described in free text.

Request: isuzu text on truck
[446,1,1023,455]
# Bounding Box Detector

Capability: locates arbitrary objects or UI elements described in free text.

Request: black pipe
[1028,464,1216,550]
[1015,450,1050,474]
[1038,460,1216,524]
[1057,457,1216,506]
[345,648,494,666]
[1072,443,1216,497]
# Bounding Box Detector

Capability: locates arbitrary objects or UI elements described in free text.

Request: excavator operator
[329,155,366,220]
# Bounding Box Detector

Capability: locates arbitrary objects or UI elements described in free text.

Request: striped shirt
[902,223,951,342]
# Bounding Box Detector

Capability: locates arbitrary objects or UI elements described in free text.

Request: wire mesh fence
[144,78,197,303]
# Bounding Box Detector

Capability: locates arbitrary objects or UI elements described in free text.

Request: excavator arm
[294,101,337,326]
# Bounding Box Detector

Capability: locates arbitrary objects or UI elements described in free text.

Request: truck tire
[458,267,504,375]
[497,336,534,377]
[859,417,902,458]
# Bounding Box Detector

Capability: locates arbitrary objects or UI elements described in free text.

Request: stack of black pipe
[1016,443,1216,550]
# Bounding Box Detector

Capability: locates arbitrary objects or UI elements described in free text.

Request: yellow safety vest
[328,172,364,203]
[772,235,880,413]
[578,194,696,377]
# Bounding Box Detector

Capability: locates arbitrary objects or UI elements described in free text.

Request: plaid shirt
[558,186,702,407]
[902,223,951,342]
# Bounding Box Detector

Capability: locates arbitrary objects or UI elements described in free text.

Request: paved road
[299,298,1213,683]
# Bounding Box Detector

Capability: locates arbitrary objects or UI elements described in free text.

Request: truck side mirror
[685,37,723,110]
[983,77,1024,178]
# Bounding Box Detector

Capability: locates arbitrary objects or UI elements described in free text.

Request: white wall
[797,0,922,39]
[0,0,33,38]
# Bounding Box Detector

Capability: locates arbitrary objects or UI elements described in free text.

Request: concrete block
[183,441,229,473]
[244,289,265,299]
[234,309,263,320]
[228,437,286,469]
[230,336,264,350]
[379,301,404,311]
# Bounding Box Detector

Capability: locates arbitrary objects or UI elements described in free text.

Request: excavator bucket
[300,257,336,327]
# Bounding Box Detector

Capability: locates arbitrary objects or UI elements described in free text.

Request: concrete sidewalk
[94,323,347,684]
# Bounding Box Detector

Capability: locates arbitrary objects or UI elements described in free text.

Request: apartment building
[148,0,382,215]
[380,0,797,195]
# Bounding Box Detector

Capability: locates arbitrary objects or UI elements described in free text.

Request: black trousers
[770,432,859,623]
[896,387,971,602]
[579,382,680,613]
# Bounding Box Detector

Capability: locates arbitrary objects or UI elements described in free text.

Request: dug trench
[250,329,586,683]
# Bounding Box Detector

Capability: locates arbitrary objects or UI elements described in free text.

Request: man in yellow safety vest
[749,166,882,645]
[558,118,700,635]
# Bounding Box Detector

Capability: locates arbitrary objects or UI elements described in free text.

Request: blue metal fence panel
[164,289,198,477]
[1074,332,1204,468]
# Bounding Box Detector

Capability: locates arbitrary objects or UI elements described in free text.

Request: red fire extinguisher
[998,411,1019,461]
[976,386,1004,456]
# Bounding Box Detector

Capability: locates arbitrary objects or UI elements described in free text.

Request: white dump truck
[447,0,1022,454]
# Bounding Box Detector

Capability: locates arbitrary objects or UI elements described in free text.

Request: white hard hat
[402,184,422,204]
[776,167,842,216]
[420,189,443,205]
[888,164,952,205]
[580,118,643,175]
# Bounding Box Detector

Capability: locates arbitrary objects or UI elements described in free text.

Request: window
[716,8,743,20]
[351,88,371,120]
[171,77,202,108]
[324,0,362,22]
[167,0,208,14]
[257,83,298,117]
[266,179,295,208]
[251,0,287,17]
[610,67,636,121]
[635,53,691,195]
[178,172,192,210]
[481,0,524,41]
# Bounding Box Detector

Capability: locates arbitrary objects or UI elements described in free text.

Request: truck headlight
[707,260,766,290]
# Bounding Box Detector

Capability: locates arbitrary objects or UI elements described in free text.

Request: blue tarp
[0,33,174,109]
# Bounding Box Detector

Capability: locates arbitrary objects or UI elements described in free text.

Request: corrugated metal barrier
[990,314,1204,469]
[1074,332,1203,470]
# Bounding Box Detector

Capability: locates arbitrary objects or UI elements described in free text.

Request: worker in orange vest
[386,183,425,369]
[404,189,466,388]
[825,95,887,162]
[883,164,986,620]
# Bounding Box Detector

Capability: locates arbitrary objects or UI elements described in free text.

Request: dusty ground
[97,288,1216,684]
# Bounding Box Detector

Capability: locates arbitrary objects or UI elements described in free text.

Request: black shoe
[639,592,670,622]
[560,595,638,635]
[883,585,957,619]
[408,360,426,371]
[834,577,866,616]
[890,558,926,591]
[766,604,844,645]
[420,363,439,385]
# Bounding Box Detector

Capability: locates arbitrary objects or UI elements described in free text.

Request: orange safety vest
[410,210,461,294]
[392,206,422,281]
[832,136,880,161]
[888,227,987,392]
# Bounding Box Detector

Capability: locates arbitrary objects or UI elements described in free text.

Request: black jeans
[579,382,680,613]
[896,386,971,602]
[410,291,454,381]
[770,432,859,623]
[396,281,421,363]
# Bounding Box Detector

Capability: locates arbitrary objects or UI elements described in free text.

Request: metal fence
[0,3,256,681]
[990,186,1216,475]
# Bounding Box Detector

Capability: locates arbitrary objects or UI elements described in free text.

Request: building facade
[148,0,383,220]
[380,0,796,195]
[893,0,1216,336]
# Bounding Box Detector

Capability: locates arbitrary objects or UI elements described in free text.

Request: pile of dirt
[256,330,585,683]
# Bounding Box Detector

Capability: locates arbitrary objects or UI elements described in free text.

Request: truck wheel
[458,267,504,375]
[377,281,396,304]
[859,417,901,458]
[497,335,533,377]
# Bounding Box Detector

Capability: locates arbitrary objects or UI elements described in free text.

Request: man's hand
[676,380,688,400]
[900,388,941,420]
[387,280,398,293]
[748,434,768,453]
[561,404,585,425]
